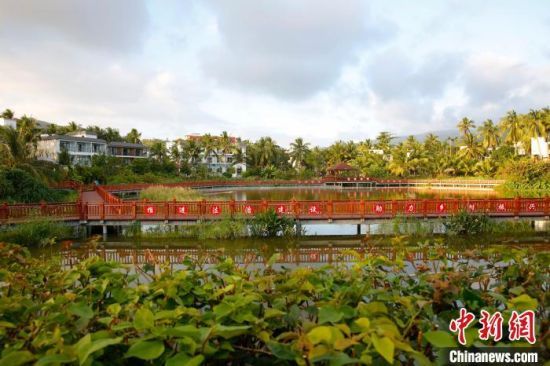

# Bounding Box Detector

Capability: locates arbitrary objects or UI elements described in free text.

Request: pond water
[204,187,502,201]
[32,235,549,269]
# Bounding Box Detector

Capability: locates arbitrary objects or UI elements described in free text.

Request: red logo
[479,310,503,342]
[526,202,537,212]
[243,205,254,215]
[144,205,156,215]
[176,205,188,215]
[405,202,416,214]
[509,310,536,344]
[210,205,221,215]
[449,308,476,346]
[468,202,476,212]
[276,205,286,214]
[496,202,507,212]
[373,203,384,214]
[437,202,446,213]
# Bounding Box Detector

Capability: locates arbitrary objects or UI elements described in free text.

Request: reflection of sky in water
[205,187,500,201]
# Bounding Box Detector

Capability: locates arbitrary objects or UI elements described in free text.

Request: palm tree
[523,109,546,156]
[289,137,310,170]
[125,128,142,144]
[200,134,219,162]
[256,137,277,168]
[182,139,202,166]
[67,121,80,132]
[457,117,475,138]
[149,140,168,162]
[500,110,522,155]
[1,109,14,119]
[458,133,482,161]
[375,132,394,152]
[478,119,500,152]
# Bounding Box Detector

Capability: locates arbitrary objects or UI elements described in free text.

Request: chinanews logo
[449,308,536,345]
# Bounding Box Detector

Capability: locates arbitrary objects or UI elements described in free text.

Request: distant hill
[394,129,459,143]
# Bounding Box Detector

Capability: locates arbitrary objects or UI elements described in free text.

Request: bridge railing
[1,197,548,224]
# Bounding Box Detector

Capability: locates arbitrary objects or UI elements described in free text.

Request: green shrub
[444,211,491,235]
[249,209,298,237]
[0,219,73,246]
[0,168,68,203]
[140,186,212,201]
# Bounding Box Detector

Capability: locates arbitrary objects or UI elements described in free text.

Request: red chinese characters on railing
[496,202,507,212]
[526,202,537,212]
[437,202,446,213]
[308,204,321,215]
[144,205,156,215]
[275,204,286,214]
[373,203,384,214]
[210,205,221,215]
[176,205,188,215]
[405,202,416,214]
[243,205,254,215]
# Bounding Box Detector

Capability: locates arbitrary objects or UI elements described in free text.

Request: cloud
[0,0,150,53]
[200,0,394,99]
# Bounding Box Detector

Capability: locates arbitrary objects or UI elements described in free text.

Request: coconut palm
[478,119,500,152]
[200,134,219,162]
[125,128,142,144]
[457,117,475,138]
[255,137,277,168]
[1,109,14,119]
[500,110,522,155]
[375,132,394,152]
[289,137,310,170]
[183,139,202,166]
[523,109,547,155]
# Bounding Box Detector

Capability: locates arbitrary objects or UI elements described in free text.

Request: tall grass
[0,219,73,246]
[139,186,227,201]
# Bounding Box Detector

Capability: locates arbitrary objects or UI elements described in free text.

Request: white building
[531,137,549,159]
[168,134,247,177]
[37,131,148,166]
[0,118,17,128]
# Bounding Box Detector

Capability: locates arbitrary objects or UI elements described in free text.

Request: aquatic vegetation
[249,209,300,237]
[0,242,547,365]
[139,186,225,202]
[0,219,73,246]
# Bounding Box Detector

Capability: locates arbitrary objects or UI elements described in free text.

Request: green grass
[0,219,73,246]
[139,186,226,201]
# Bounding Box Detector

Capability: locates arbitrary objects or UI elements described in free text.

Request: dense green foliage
[0,219,73,246]
[140,187,209,202]
[498,160,550,192]
[0,243,547,365]
[249,209,299,237]
[0,168,72,203]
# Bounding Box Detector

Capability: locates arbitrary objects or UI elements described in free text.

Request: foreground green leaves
[0,242,548,365]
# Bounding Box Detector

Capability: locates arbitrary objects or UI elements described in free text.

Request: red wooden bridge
[1,183,548,224]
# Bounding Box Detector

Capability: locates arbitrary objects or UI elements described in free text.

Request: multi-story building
[167,134,247,177]
[0,117,17,128]
[36,131,148,166]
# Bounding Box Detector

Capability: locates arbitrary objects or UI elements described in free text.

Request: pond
[203,187,501,201]
[31,235,550,270]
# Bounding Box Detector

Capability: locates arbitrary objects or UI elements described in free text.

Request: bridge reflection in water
[58,242,549,269]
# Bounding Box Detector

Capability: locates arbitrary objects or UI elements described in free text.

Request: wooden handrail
[0,197,547,224]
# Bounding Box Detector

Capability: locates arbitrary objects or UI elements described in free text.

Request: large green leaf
[318,306,344,324]
[424,331,457,348]
[76,336,123,365]
[125,340,165,360]
[68,302,94,320]
[0,351,35,366]
[212,325,250,339]
[165,353,204,366]
[372,335,394,364]
[134,307,154,330]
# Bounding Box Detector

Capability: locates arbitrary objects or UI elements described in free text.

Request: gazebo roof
[327,162,357,171]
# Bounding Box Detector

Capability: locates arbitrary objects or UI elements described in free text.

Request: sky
[0,0,549,146]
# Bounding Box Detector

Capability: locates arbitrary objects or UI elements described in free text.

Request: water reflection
[207,187,500,201]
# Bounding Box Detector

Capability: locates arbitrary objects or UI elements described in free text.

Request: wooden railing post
[100,203,105,221]
[545,197,550,217]
[164,202,169,220]
[83,203,88,221]
[391,200,397,217]
[423,199,428,218]
[1,203,7,223]
[327,200,333,220]
[360,199,365,220]
[230,199,236,218]
[262,199,268,213]
[40,200,46,217]
[132,201,137,220]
